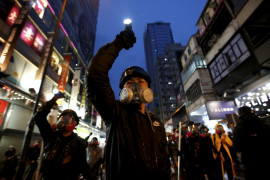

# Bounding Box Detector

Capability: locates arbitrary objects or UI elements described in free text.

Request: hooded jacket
[211,124,235,177]
[85,40,171,180]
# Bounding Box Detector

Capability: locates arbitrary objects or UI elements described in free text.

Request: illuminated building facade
[0,0,101,147]
[196,0,270,122]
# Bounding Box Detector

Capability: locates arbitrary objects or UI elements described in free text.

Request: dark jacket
[85,41,171,180]
[34,98,91,180]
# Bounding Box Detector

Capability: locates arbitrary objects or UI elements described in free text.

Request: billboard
[206,101,236,120]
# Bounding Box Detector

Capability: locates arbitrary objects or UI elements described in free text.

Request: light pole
[15,0,68,179]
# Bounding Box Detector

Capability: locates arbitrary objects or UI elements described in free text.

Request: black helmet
[199,124,209,133]
[119,66,151,89]
[59,109,79,124]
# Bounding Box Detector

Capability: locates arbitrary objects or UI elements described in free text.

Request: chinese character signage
[57,54,71,92]
[20,20,37,46]
[32,0,47,18]
[32,32,45,55]
[6,5,20,27]
[0,2,32,72]
[206,101,236,120]
[69,67,82,109]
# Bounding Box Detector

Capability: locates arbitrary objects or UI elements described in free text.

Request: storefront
[235,74,270,118]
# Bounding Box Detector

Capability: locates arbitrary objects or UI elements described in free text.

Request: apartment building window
[209,33,250,84]
[184,54,188,62]
[181,55,207,84]
[186,79,202,105]
[187,47,191,55]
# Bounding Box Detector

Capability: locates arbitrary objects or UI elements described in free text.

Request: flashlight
[123,18,132,30]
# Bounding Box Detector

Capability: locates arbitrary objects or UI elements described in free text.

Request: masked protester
[211,124,235,180]
[34,93,91,180]
[85,29,170,180]
[198,125,216,180]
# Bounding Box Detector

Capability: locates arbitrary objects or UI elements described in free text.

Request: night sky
[94,0,207,98]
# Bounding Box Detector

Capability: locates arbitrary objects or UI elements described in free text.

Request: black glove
[116,29,136,50]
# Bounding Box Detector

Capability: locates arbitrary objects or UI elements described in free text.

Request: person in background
[0,145,19,180]
[233,106,270,180]
[88,137,103,180]
[24,139,42,180]
[85,29,170,180]
[181,121,205,180]
[198,125,216,180]
[34,93,91,180]
[211,124,235,180]
[167,134,178,179]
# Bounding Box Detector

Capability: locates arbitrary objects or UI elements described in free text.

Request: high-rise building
[155,43,185,122]
[144,22,174,120]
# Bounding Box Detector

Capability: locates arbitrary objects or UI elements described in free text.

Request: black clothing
[233,113,270,180]
[85,40,171,180]
[0,150,18,180]
[199,135,216,180]
[34,98,91,180]
[24,145,41,180]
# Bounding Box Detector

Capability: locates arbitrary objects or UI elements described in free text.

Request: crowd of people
[0,29,269,180]
[167,106,270,180]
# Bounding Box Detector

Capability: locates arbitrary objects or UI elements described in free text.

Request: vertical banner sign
[0,1,33,72]
[69,67,82,109]
[80,86,86,108]
[57,54,71,92]
[6,5,20,27]
[33,36,53,91]
[0,100,8,127]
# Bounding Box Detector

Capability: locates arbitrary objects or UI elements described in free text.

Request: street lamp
[123,18,132,30]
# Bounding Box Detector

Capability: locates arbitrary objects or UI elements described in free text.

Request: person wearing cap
[85,29,170,180]
[34,93,91,180]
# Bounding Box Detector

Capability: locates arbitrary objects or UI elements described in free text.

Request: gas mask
[120,82,153,104]
[57,114,76,131]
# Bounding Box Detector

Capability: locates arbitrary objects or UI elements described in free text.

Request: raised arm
[84,30,136,121]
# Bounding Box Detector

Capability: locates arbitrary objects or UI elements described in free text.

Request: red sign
[6,5,20,27]
[20,20,37,46]
[0,100,8,127]
[32,32,45,55]
[33,0,47,18]
[57,55,71,92]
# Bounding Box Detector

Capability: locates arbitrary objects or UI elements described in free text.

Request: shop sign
[0,2,32,72]
[80,86,86,109]
[57,54,71,92]
[32,32,45,55]
[206,101,236,120]
[0,100,8,126]
[32,0,47,18]
[6,5,20,27]
[20,20,37,47]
